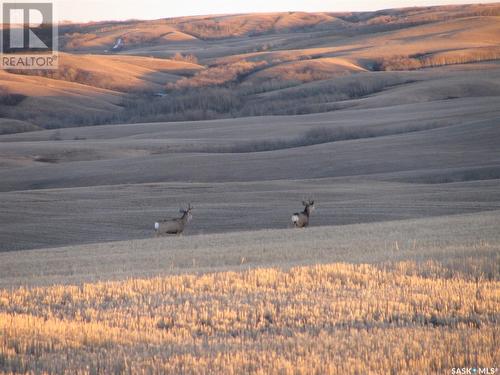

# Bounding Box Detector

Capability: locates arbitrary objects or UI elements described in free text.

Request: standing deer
[154,204,193,236]
[291,200,315,228]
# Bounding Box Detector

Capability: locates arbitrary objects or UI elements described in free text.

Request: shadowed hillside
[1,93,499,250]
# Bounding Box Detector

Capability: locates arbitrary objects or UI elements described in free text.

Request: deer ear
[311,200,314,205]
[179,209,185,213]
[302,201,308,206]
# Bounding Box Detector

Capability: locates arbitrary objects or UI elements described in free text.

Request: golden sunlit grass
[1,260,498,374]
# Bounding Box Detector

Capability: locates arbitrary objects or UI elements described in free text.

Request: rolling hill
[0,89,499,251]
[0,3,499,252]
[0,54,202,134]
[1,3,499,132]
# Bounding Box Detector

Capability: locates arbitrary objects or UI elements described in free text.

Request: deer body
[155,205,193,236]
[291,200,315,228]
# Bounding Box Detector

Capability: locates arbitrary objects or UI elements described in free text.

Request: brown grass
[170,60,267,89]
[0,260,498,374]
[0,53,205,129]
[174,12,336,40]
[10,53,203,92]
[376,47,500,71]
[62,21,196,51]
[246,57,366,84]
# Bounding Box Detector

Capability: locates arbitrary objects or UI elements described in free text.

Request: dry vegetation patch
[62,21,197,51]
[174,12,335,40]
[0,261,498,374]
[8,53,203,92]
[375,47,500,71]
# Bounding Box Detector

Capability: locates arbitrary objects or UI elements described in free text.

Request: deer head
[302,200,315,213]
[180,203,193,222]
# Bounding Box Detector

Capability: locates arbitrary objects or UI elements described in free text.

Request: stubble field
[0,211,499,374]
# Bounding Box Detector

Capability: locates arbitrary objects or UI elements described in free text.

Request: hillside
[0,90,499,251]
[1,209,499,287]
[0,3,499,252]
[59,4,500,51]
[1,3,499,132]
[0,54,202,134]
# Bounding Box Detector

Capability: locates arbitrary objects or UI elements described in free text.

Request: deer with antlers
[291,200,315,228]
[154,204,193,236]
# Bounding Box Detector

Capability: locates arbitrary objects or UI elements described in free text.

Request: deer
[154,204,193,236]
[291,200,315,228]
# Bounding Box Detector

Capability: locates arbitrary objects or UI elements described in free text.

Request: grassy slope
[1,209,499,288]
[0,211,498,374]
[51,53,204,91]
[0,54,203,132]
[61,4,500,53]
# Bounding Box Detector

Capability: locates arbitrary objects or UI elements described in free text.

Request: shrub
[172,52,199,64]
